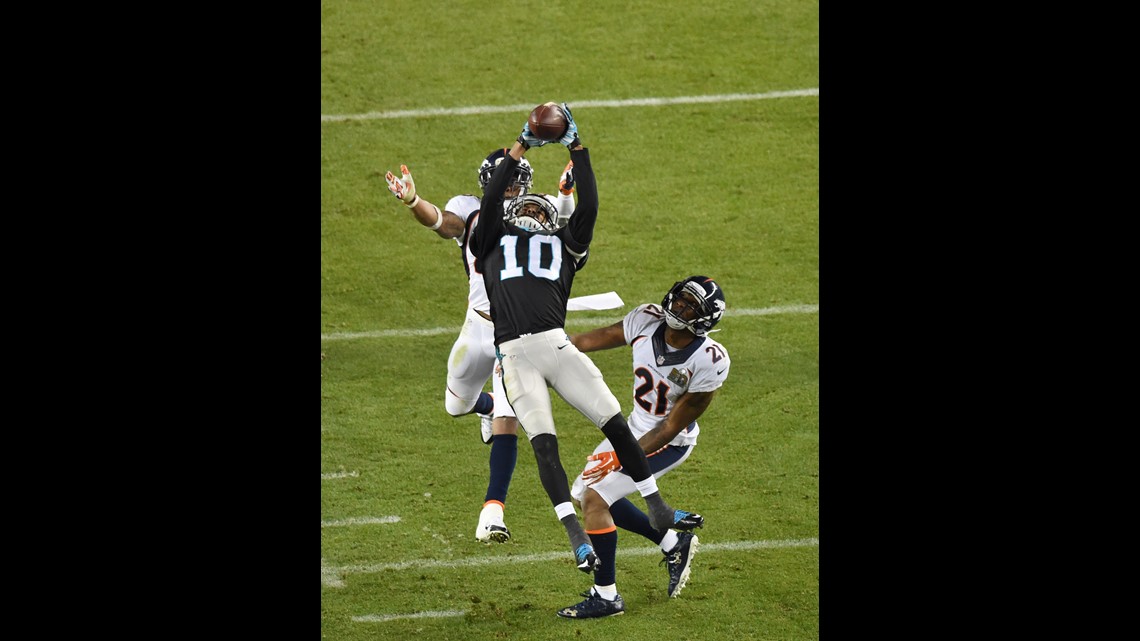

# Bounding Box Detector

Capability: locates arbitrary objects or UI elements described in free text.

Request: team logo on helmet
[478,148,533,195]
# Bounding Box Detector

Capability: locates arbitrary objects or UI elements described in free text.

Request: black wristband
[516,135,531,150]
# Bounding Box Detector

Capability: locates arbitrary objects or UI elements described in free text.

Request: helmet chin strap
[665,312,703,336]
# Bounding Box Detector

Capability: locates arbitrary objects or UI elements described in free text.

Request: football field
[321,1,818,638]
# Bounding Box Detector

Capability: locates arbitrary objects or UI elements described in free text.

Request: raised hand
[559,161,575,195]
[385,164,418,206]
[557,102,580,148]
[517,121,549,150]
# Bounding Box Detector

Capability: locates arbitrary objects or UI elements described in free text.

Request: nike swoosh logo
[558,344,570,350]
[716,369,726,375]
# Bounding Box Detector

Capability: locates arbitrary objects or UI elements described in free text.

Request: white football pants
[445,308,515,419]
[497,328,621,438]
[570,437,694,506]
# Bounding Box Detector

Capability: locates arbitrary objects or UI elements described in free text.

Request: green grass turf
[322,1,817,637]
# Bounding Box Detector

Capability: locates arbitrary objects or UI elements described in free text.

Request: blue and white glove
[557,102,580,148]
[517,121,549,150]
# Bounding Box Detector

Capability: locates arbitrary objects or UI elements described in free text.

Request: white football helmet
[504,194,560,233]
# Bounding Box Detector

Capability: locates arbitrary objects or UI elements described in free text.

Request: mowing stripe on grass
[320,304,818,342]
[323,537,817,587]
[321,470,359,480]
[322,88,819,123]
[352,610,467,623]
[321,516,401,528]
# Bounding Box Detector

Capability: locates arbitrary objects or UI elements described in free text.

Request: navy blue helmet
[662,276,727,336]
[478,148,533,195]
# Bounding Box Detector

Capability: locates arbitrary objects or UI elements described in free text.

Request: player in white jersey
[383,150,575,543]
[558,275,729,619]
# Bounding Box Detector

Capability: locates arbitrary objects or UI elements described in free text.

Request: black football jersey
[470,147,598,345]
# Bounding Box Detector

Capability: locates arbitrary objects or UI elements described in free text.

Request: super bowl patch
[667,368,689,387]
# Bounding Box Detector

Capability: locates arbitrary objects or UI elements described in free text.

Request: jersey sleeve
[687,338,730,393]
[623,303,667,344]
[445,195,477,223]
[446,194,479,247]
[563,148,596,255]
[471,156,515,257]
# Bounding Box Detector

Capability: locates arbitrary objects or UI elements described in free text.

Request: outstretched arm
[384,164,466,239]
[569,321,625,352]
[515,102,593,248]
[472,141,528,256]
[563,146,596,251]
[409,197,465,239]
[533,104,596,249]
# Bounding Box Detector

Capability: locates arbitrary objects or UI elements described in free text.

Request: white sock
[659,530,679,552]
[594,584,618,601]
[553,501,576,520]
[634,476,660,496]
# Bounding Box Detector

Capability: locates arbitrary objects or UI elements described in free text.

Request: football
[528,102,568,141]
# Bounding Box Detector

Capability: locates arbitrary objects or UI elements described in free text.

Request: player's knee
[582,489,607,515]
[444,394,475,417]
[517,411,555,438]
[600,413,629,438]
[592,397,621,427]
[531,433,557,460]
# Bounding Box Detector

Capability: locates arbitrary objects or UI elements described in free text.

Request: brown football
[528,102,568,141]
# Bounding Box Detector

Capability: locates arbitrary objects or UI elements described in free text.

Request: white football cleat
[477,413,493,445]
[475,502,510,543]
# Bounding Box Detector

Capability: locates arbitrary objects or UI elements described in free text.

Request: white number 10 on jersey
[499,235,563,281]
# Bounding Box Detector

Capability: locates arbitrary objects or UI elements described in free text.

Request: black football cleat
[574,543,600,573]
[670,509,704,531]
[662,532,700,597]
[556,588,625,619]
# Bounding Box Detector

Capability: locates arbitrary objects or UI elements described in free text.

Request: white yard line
[321,558,345,589]
[321,516,401,528]
[323,537,817,587]
[322,89,819,123]
[351,610,467,623]
[320,304,818,342]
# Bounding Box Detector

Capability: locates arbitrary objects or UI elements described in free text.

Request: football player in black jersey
[469,103,703,586]
[384,152,575,545]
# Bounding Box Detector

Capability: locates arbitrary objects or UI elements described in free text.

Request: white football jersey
[445,193,572,314]
[621,303,731,447]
